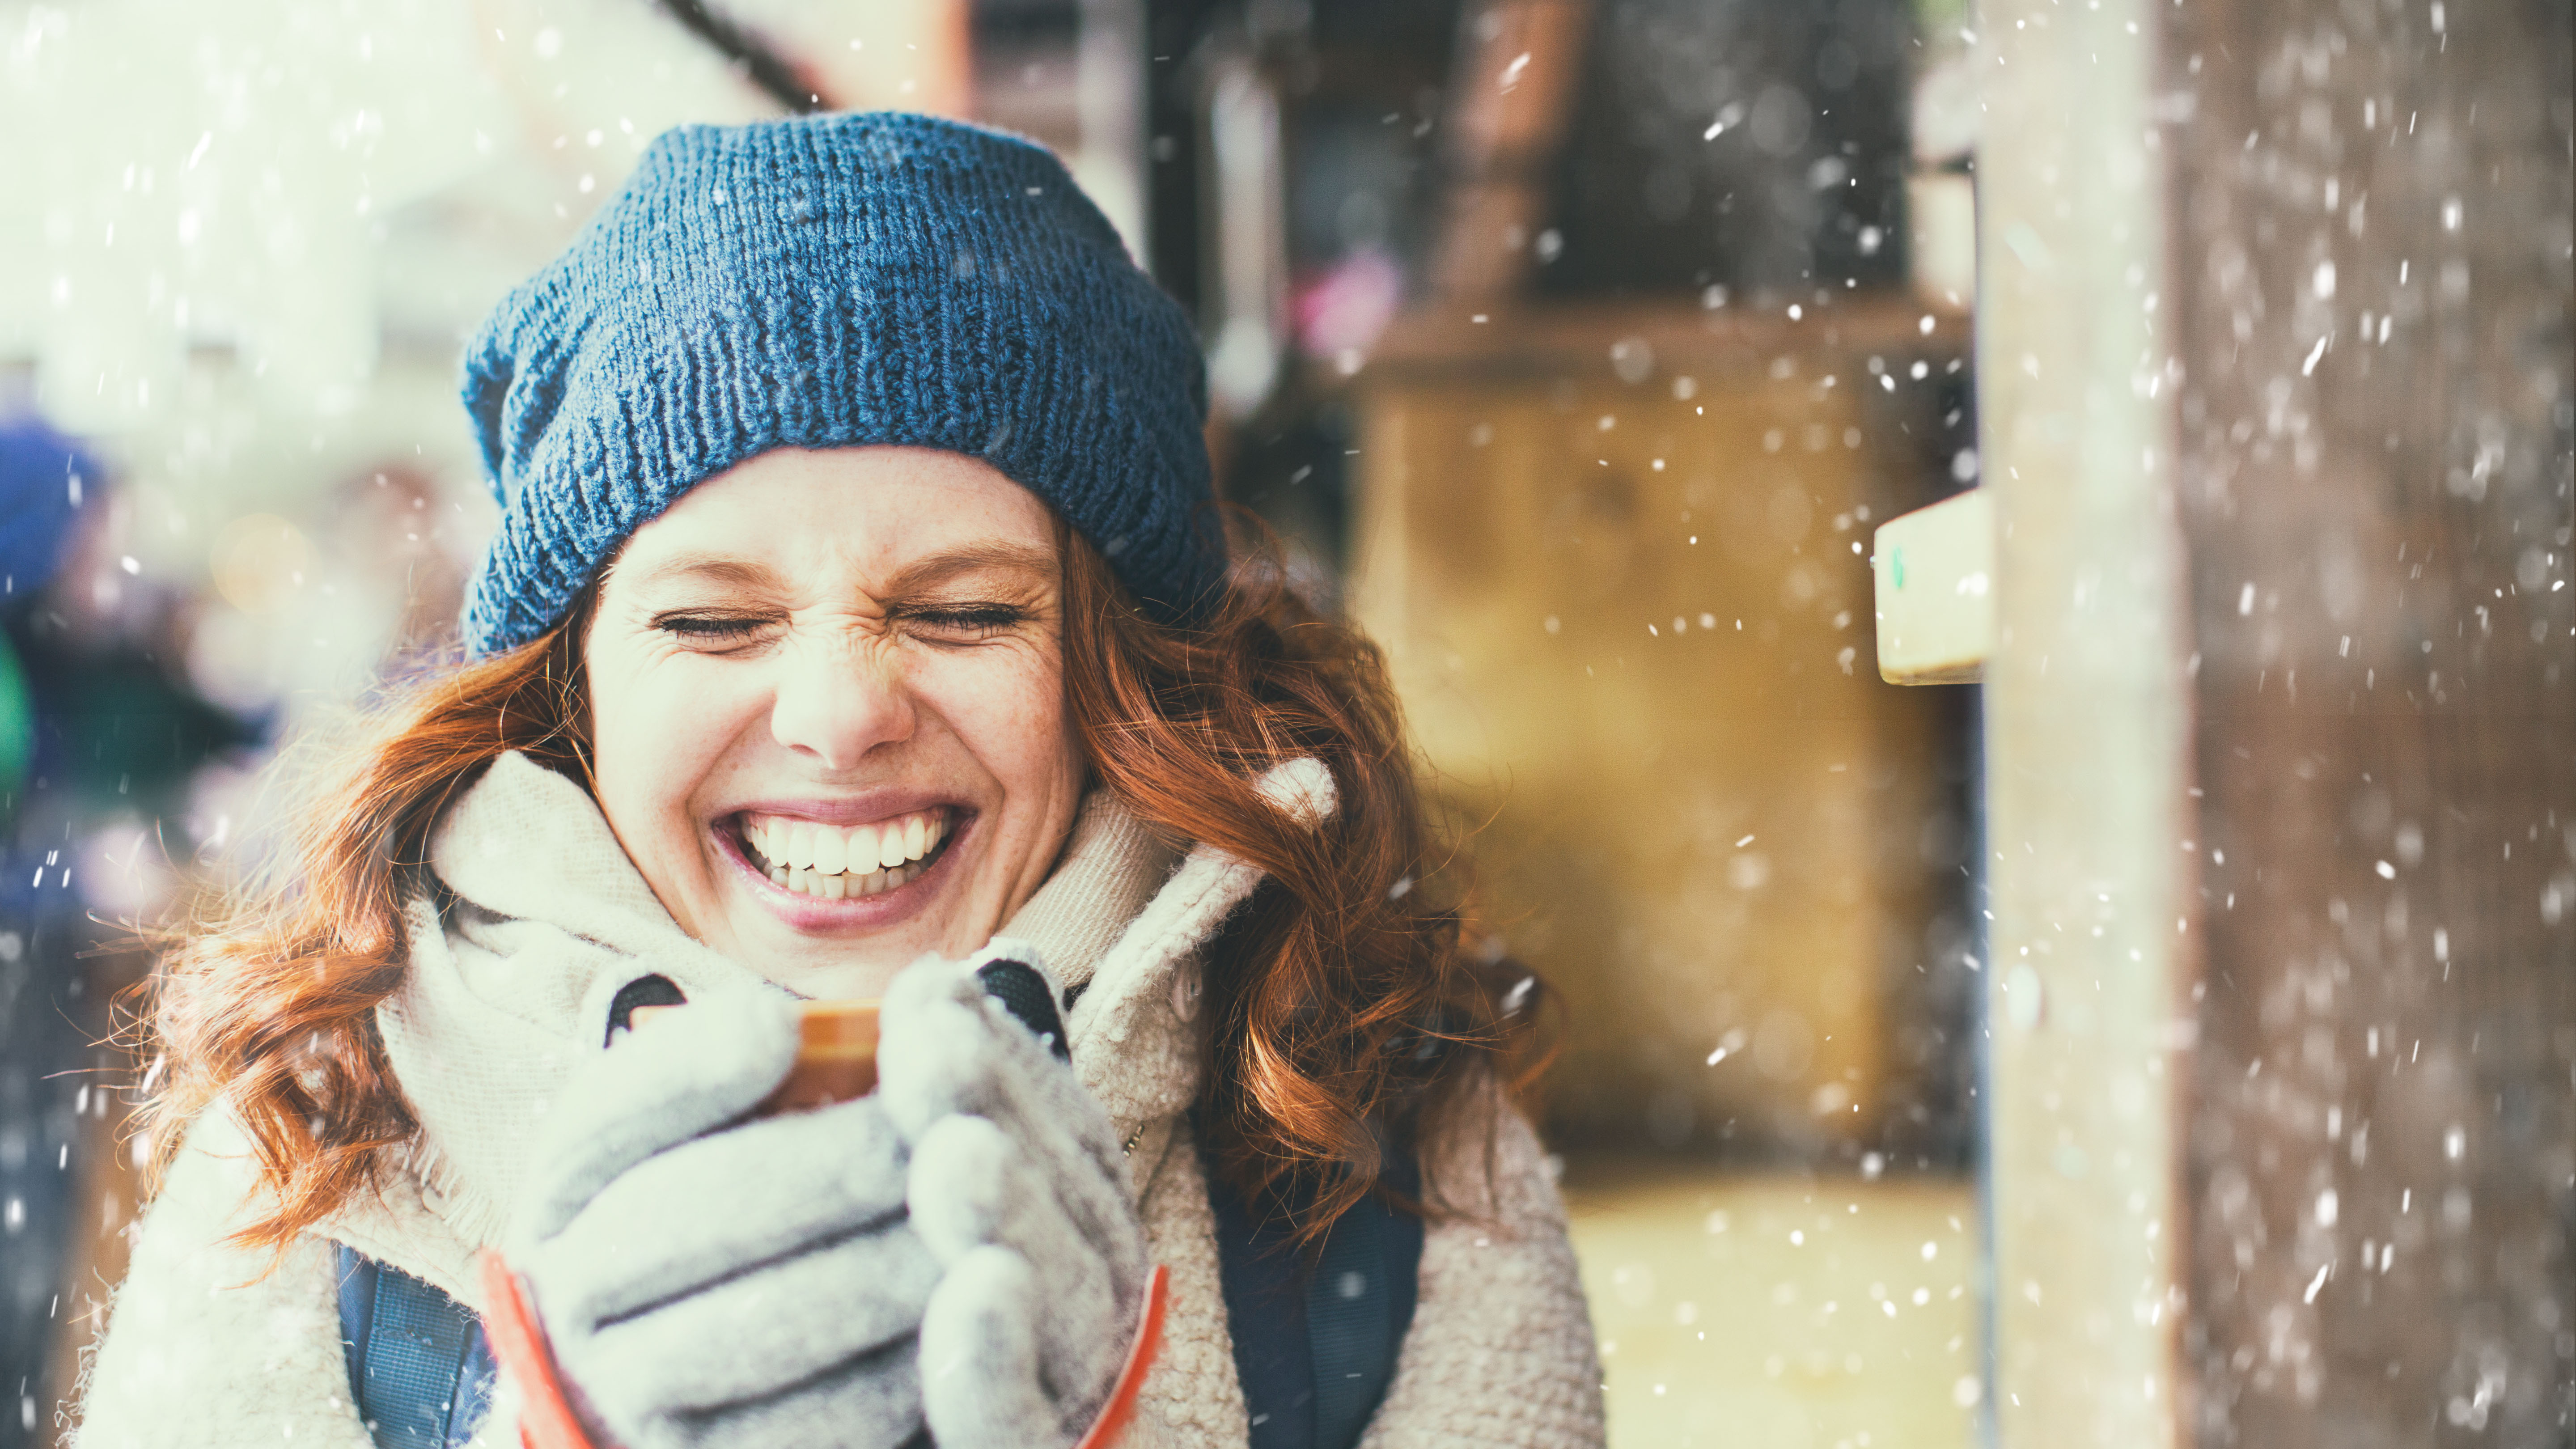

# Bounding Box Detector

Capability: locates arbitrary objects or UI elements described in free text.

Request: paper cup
[628,1000,880,1114]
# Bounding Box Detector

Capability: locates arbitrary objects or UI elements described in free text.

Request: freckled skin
[583,447,1084,999]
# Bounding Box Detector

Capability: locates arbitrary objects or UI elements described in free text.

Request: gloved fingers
[524,991,801,1241]
[674,1338,928,1449]
[905,1114,1026,1264]
[877,953,1102,1143]
[918,1246,1062,1449]
[994,1140,1142,1306]
[534,1095,909,1326]
[569,1221,940,1418]
[877,958,1123,1177]
[880,954,1146,1287]
[876,957,1014,1136]
[907,1114,1135,1401]
[907,1112,1130,1283]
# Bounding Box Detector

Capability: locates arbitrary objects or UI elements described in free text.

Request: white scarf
[373,752,790,1246]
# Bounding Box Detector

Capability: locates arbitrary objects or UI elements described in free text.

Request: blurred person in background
[76,115,1603,1449]
[1,417,254,1447]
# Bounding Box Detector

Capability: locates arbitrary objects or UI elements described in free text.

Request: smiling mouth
[738,807,957,900]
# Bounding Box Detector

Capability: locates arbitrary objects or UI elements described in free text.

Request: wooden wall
[2162,0,2576,1441]
[1352,303,1976,1161]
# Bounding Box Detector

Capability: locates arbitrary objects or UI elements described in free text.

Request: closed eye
[652,612,775,644]
[900,603,1030,638]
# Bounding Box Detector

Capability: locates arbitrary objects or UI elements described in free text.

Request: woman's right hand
[508,991,936,1449]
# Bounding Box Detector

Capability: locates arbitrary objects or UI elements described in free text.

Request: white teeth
[749,808,951,895]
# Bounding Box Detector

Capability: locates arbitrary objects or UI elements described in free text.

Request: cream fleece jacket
[72,753,1605,1447]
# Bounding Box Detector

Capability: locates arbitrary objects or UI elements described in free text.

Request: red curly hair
[136,519,1544,1256]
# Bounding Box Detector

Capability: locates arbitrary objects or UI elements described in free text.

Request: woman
[79,114,1603,1449]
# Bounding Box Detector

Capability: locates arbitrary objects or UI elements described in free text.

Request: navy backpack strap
[1307,1149,1424,1449]
[1210,1167,1318,1449]
[1209,1142,1424,1449]
[334,1244,498,1449]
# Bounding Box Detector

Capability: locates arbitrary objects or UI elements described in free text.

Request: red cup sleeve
[1073,1263,1171,1449]
[476,1250,604,1449]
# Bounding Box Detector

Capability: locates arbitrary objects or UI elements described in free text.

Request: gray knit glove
[877,943,1149,1449]
[510,991,936,1449]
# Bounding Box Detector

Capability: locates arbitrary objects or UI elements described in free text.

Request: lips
[738,806,955,899]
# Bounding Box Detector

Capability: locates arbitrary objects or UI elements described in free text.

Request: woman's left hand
[876,945,1149,1449]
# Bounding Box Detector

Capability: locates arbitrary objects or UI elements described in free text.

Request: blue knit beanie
[459,113,1220,656]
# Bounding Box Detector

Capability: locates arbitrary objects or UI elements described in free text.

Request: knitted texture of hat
[459,112,1220,656]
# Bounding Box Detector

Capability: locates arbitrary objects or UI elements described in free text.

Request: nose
[767,633,916,771]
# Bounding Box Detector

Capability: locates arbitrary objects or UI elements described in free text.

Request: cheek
[926,648,1081,801]
[586,640,753,855]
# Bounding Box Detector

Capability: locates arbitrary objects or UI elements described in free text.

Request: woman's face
[583,447,1085,998]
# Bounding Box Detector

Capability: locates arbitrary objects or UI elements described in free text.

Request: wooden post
[1979,0,2575,1442]
[1977,0,2196,1440]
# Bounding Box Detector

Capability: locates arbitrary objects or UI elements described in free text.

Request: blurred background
[1,0,2566,1446]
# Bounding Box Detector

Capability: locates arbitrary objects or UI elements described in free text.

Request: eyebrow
[881,541,1059,595]
[617,541,1057,597]
[619,555,780,592]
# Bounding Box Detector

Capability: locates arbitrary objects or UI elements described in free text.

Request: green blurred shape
[0,631,27,804]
